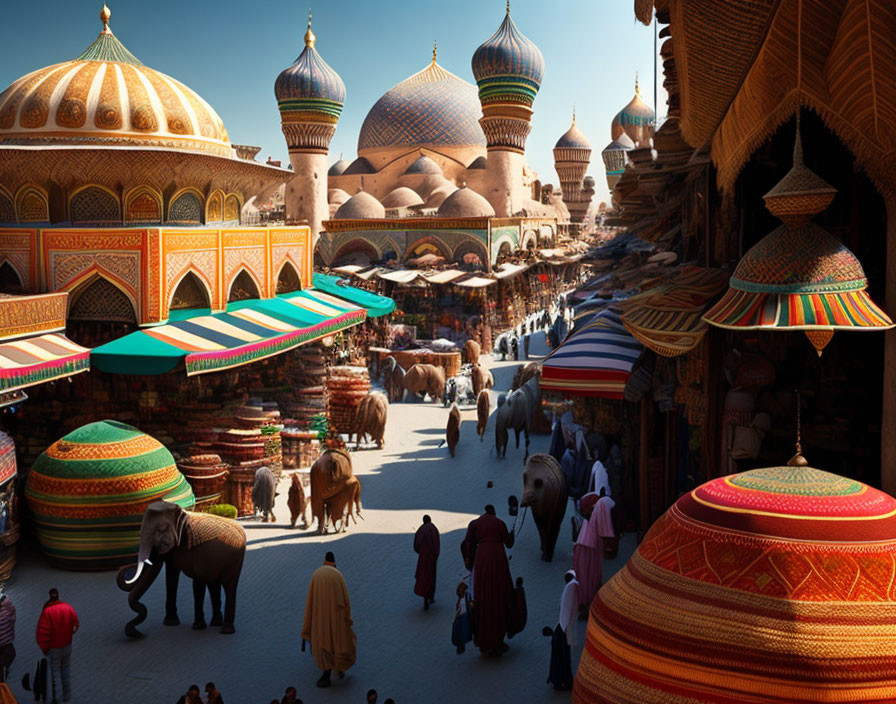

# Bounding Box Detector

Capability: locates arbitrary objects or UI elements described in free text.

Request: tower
[472,3,544,217]
[553,109,592,227]
[275,13,345,243]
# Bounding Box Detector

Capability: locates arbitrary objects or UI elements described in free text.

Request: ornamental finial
[506,0,510,14]
[100,4,112,34]
[304,9,316,48]
[572,104,576,126]
[432,40,437,64]
[635,71,640,95]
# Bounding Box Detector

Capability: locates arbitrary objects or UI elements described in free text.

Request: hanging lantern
[703,118,893,353]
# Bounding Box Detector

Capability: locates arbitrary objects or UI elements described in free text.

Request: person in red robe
[413,515,440,610]
[461,505,515,656]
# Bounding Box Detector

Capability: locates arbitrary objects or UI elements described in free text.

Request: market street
[7,346,633,703]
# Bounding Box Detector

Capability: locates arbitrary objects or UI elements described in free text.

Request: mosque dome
[328,158,352,176]
[274,14,346,120]
[555,121,591,150]
[404,155,443,175]
[25,420,194,570]
[611,77,655,144]
[358,51,485,153]
[437,187,495,218]
[603,133,635,152]
[574,462,896,702]
[327,188,350,205]
[382,186,424,209]
[334,191,385,219]
[467,155,487,170]
[472,7,545,107]
[423,184,458,209]
[0,6,232,157]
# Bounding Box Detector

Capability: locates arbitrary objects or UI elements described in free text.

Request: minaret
[553,108,592,225]
[472,3,544,217]
[275,12,345,244]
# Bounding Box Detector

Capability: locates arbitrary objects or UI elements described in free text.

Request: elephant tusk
[125,559,150,585]
[144,559,153,566]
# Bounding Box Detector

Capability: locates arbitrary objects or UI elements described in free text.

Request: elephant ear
[176,508,190,546]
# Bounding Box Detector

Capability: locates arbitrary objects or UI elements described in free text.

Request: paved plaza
[7,345,633,703]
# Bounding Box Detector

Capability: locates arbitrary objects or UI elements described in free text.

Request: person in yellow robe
[302,552,357,688]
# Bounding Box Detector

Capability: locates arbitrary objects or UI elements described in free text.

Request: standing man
[413,515,440,610]
[460,505,515,657]
[546,570,578,690]
[35,588,78,703]
[0,587,14,682]
[301,552,356,688]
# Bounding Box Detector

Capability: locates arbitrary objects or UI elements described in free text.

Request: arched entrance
[228,270,260,302]
[276,262,301,294]
[0,262,23,294]
[170,271,212,311]
[67,276,137,347]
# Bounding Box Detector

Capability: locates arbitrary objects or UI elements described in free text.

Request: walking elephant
[462,339,481,364]
[511,362,540,391]
[403,364,445,403]
[383,356,406,403]
[354,392,388,448]
[521,454,568,562]
[471,364,486,396]
[494,388,531,459]
[116,501,246,638]
[476,390,490,443]
[252,466,276,522]
[325,475,362,533]
[309,448,356,534]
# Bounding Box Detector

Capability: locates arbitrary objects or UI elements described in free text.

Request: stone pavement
[6,341,634,703]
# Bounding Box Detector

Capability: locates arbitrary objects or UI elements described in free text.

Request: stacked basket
[327,366,370,436]
[176,453,228,511]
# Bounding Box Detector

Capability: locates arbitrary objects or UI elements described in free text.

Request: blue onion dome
[275,14,346,121]
[611,76,655,143]
[555,119,591,150]
[471,5,545,106]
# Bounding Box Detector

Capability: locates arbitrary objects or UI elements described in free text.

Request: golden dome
[0,8,231,157]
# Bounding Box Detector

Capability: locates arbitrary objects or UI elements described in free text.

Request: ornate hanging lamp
[703,117,893,354]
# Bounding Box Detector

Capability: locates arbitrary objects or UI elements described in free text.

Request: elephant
[446,403,460,457]
[476,390,490,443]
[116,501,246,638]
[521,454,568,562]
[325,475,362,533]
[354,392,388,448]
[309,448,355,534]
[471,364,485,396]
[403,363,445,403]
[512,362,540,391]
[287,473,308,529]
[494,388,531,459]
[462,339,481,364]
[252,466,276,522]
[383,356,406,403]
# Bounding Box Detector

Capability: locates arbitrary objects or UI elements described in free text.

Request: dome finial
[304,8,316,48]
[100,4,112,34]
[635,71,640,95]
[572,104,576,126]
[506,0,511,13]
[432,40,437,65]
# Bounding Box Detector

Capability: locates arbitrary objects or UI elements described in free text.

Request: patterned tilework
[472,11,545,106]
[275,44,345,118]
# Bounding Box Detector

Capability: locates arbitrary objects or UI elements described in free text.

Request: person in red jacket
[35,589,78,703]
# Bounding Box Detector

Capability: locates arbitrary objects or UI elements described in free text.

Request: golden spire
[432,40,438,65]
[634,71,640,96]
[506,0,511,14]
[572,104,576,126]
[304,9,316,49]
[100,4,112,34]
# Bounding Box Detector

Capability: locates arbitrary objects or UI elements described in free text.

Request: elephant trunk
[520,491,536,508]
[119,556,163,639]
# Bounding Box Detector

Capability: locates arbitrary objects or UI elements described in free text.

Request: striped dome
[275,19,345,121]
[472,9,545,107]
[0,9,231,157]
[555,122,591,150]
[611,81,655,144]
[25,420,194,570]
[574,464,896,703]
[358,59,485,153]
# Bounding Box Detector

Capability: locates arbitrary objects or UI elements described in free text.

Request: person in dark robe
[505,576,527,638]
[545,570,578,690]
[460,505,515,656]
[561,430,592,501]
[522,323,530,359]
[413,515,440,610]
[510,335,519,361]
[548,420,566,464]
[451,581,473,654]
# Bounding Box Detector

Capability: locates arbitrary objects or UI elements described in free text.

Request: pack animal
[354,391,388,448]
[403,363,446,403]
[251,466,277,522]
[476,390,490,442]
[446,403,461,457]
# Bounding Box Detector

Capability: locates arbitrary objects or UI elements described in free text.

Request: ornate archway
[170,271,212,311]
[0,262,23,294]
[276,261,302,294]
[67,275,138,347]
[228,269,261,302]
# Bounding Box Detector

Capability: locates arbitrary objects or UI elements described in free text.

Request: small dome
[472,8,545,106]
[358,56,484,153]
[274,16,345,119]
[423,184,458,209]
[574,464,896,702]
[25,420,194,570]
[343,156,375,175]
[328,158,352,176]
[404,155,443,175]
[382,186,424,209]
[437,187,495,218]
[334,191,385,219]
[328,188,350,205]
[602,133,635,152]
[611,78,655,144]
[467,155,487,170]
[583,175,596,189]
[555,121,591,150]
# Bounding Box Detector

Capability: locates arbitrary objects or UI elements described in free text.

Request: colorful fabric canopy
[0,333,90,393]
[621,266,728,357]
[312,273,395,316]
[540,309,643,398]
[92,290,369,376]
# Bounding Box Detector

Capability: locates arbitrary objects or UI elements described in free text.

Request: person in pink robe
[413,515,440,610]
[573,493,603,614]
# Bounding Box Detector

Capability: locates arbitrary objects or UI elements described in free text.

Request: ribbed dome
[25,420,194,570]
[555,121,591,150]
[611,80,655,144]
[472,9,545,106]
[573,463,896,703]
[328,158,351,176]
[327,188,350,205]
[334,191,385,219]
[382,186,424,209]
[0,8,231,157]
[404,155,443,175]
[358,59,485,152]
[274,17,345,120]
[437,187,495,218]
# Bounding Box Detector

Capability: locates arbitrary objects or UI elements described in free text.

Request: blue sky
[0,0,664,205]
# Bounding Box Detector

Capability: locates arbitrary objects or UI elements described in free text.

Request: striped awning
[540,309,643,399]
[0,333,90,393]
[91,289,372,377]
